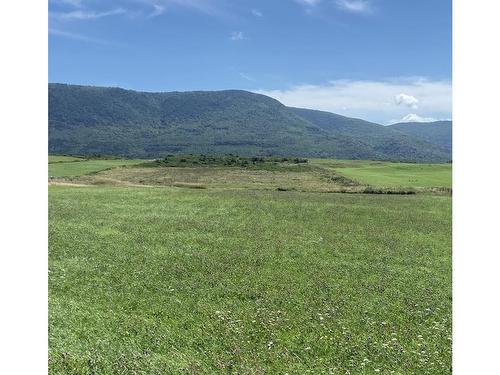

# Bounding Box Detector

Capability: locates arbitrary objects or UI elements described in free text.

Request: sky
[49,0,452,124]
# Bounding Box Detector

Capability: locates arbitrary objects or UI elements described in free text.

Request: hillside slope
[288,107,451,162]
[49,84,450,162]
[388,121,452,152]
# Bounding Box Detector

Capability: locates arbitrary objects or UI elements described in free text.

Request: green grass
[76,164,360,192]
[49,159,145,178]
[51,157,452,194]
[49,156,452,192]
[49,155,85,163]
[49,186,451,374]
[312,160,452,188]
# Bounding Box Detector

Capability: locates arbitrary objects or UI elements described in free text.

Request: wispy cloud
[335,0,372,14]
[50,0,228,20]
[52,8,127,21]
[294,0,321,14]
[148,4,166,17]
[239,73,255,81]
[295,0,321,6]
[230,31,244,41]
[49,28,109,44]
[251,9,263,17]
[142,0,222,17]
[255,78,452,125]
[50,0,83,7]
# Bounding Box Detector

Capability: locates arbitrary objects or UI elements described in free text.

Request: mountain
[288,108,450,162]
[49,83,451,162]
[388,121,452,152]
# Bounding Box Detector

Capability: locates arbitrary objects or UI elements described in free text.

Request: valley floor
[49,155,452,194]
[48,156,452,374]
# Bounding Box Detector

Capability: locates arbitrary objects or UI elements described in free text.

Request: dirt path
[48,181,90,187]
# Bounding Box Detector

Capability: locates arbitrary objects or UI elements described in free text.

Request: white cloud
[336,0,371,14]
[239,73,255,81]
[51,1,225,19]
[389,114,438,124]
[149,4,166,17]
[53,8,126,21]
[143,0,222,17]
[230,31,244,41]
[255,78,452,125]
[50,0,83,7]
[49,28,109,44]
[395,93,419,109]
[295,0,321,5]
[251,9,263,17]
[294,0,321,15]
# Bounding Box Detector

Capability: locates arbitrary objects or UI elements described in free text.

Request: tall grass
[49,186,451,374]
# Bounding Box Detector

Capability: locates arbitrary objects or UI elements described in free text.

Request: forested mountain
[288,108,450,162]
[49,84,451,162]
[388,121,452,152]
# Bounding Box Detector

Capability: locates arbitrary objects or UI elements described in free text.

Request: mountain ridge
[388,120,452,153]
[49,83,451,162]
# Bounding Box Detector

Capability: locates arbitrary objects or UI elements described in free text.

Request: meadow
[311,159,452,188]
[50,155,451,194]
[48,158,145,178]
[49,155,85,163]
[48,156,452,374]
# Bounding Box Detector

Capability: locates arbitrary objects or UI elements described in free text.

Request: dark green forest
[388,121,452,152]
[49,83,452,162]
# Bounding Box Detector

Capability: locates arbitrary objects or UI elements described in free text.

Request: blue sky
[49,0,452,124]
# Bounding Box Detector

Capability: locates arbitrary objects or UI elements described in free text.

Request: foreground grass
[49,186,451,374]
[49,159,145,178]
[312,160,452,188]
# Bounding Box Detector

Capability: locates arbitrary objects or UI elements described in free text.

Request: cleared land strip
[48,156,451,194]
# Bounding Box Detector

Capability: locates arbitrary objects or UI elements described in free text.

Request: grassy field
[49,155,85,163]
[312,160,452,188]
[49,186,451,374]
[48,156,451,374]
[52,155,451,193]
[49,158,145,178]
[76,165,360,192]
